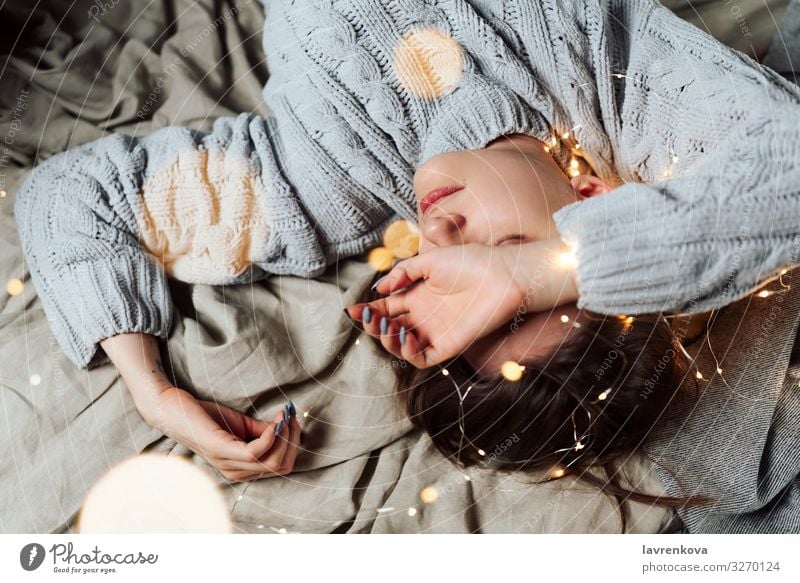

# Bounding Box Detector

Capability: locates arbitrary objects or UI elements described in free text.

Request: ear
[570,174,613,198]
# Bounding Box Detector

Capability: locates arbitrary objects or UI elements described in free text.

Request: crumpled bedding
[5,0,778,534]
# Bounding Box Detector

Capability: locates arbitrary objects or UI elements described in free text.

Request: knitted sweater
[14,0,800,371]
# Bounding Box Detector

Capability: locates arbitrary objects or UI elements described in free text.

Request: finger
[255,413,291,470]
[364,294,409,318]
[377,316,405,360]
[277,417,303,474]
[395,319,431,369]
[381,255,430,292]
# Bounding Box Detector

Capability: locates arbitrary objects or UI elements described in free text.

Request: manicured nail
[287,399,296,418]
[274,420,284,436]
[363,306,372,324]
[370,275,387,293]
[399,326,407,345]
[283,405,291,422]
[380,316,389,335]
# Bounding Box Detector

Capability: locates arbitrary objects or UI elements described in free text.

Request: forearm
[100,333,171,424]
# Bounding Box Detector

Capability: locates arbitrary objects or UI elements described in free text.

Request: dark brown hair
[392,311,710,533]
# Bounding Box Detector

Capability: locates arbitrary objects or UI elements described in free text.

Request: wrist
[510,238,579,313]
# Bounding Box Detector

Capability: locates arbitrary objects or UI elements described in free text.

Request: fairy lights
[500,360,524,381]
[560,314,570,323]
[548,466,566,479]
[420,486,439,504]
[29,374,42,386]
[556,249,578,269]
[407,507,417,516]
[6,278,23,296]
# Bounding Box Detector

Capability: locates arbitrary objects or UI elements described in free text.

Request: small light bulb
[355,338,361,345]
[477,449,486,456]
[672,155,679,163]
[561,131,570,139]
[549,467,566,479]
[695,371,704,380]
[408,507,417,517]
[420,486,439,504]
[550,136,558,147]
[501,360,524,381]
[302,410,310,418]
[560,314,570,323]
[29,374,42,386]
[716,367,723,374]
[757,290,771,298]
[574,143,581,150]
[570,158,580,169]
[556,250,578,268]
[598,388,611,401]
[441,369,449,376]
[6,278,23,296]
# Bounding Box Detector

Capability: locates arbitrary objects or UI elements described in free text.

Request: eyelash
[497,235,525,245]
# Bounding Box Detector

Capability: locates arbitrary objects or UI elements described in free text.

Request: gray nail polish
[287,399,296,418]
[363,306,372,324]
[380,316,389,335]
[399,326,407,345]
[274,420,284,436]
[283,405,291,421]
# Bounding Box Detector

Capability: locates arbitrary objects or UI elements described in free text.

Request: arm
[552,0,800,315]
[14,113,321,369]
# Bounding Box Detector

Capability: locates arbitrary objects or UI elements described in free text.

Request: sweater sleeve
[552,0,800,315]
[14,113,322,369]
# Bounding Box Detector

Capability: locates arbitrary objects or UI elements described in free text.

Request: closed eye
[496,234,526,246]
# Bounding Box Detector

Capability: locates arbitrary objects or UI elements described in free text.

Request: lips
[419,185,464,215]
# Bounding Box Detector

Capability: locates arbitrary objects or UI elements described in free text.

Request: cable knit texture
[15,0,800,370]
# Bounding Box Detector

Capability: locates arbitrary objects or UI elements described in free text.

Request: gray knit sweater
[14,0,800,370]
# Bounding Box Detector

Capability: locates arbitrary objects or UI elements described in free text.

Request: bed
[0,0,789,534]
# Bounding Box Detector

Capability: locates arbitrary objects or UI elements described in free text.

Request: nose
[421,212,467,249]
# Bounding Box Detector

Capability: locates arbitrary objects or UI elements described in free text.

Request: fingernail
[274,420,284,436]
[380,316,389,335]
[370,275,386,293]
[283,405,291,422]
[287,399,296,418]
[399,326,407,345]
[342,308,353,321]
[363,306,372,324]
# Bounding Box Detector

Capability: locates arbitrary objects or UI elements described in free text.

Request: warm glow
[501,360,524,381]
[696,371,704,380]
[383,219,420,259]
[29,374,42,387]
[441,369,450,376]
[408,507,417,516]
[78,454,231,533]
[597,388,611,401]
[6,278,23,296]
[757,290,771,298]
[549,467,566,479]
[420,486,439,504]
[368,247,395,271]
[477,449,486,456]
[560,314,570,323]
[556,250,578,268]
[393,28,464,99]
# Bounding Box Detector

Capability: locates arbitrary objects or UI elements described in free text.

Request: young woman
[15,0,800,503]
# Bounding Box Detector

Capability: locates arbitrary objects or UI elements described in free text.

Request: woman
[15,0,800,494]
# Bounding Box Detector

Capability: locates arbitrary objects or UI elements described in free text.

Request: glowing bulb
[463,474,471,482]
[355,338,360,345]
[561,131,570,139]
[477,449,486,456]
[560,314,570,323]
[441,368,449,376]
[29,374,42,386]
[408,507,417,517]
[574,143,581,150]
[550,136,558,147]
[420,486,439,504]
[501,360,524,381]
[556,250,578,268]
[780,269,788,275]
[597,388,611,401]
[368,247,394,271]
[570,158,579,169]
[695,371,704,380]
[568,169,580,177]
[757,290,771,298]
[78,454,231,533]
[549,467,566,479]
[573,440,585,451]
[543,145,551,153]
[278,528,287,534]
[0,189,6,198]
[256,524,264,529]
[6,278,23,296]
[672,155,679,163]
[716,367,723,374]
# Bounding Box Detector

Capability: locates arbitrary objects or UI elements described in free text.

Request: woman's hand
[345,239,578,368]
[147,387,302,482]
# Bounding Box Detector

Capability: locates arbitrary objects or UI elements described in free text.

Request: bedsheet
[3,0,767,534]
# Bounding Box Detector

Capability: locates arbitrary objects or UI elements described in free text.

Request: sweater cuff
[553,183,700,315]
[45,253,174,369]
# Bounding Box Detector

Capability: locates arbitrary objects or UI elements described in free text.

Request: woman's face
[413,133,578,254]
[412,133,609,375]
